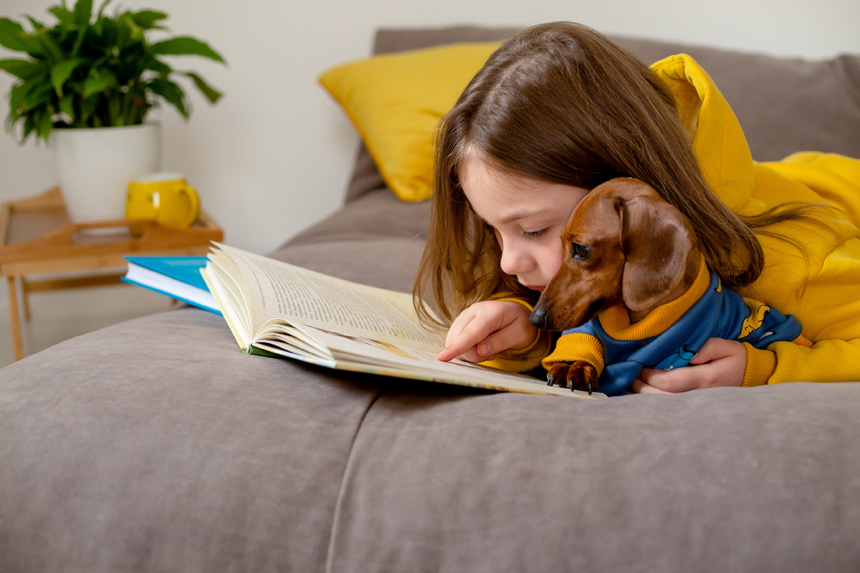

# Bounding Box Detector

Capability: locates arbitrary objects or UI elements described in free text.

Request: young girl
[414,22,860,393]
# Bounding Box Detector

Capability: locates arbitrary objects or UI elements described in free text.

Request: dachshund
[529,177,810,396]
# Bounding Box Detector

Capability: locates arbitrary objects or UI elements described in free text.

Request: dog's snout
[529,305,549,330]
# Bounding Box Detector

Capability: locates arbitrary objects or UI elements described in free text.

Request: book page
[254,324,602,399]
[204,244,605,399]
[213,244,445,353]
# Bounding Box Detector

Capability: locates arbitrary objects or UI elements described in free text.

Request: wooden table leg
[21,277,31,320]
[7,276,23,361]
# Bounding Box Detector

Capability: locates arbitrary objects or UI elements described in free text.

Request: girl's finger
[638,367,699,393]
[629,378,672,394]
[436,340,476,362]
[444,308,476,346]
[476,321,535,358]
[689,338,741,365]
[438,318,496,361]
[454,347,493,364]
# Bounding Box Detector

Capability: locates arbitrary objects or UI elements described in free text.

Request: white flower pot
[52,123,162,223]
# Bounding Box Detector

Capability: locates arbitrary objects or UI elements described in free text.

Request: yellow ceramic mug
[126,173,200,228]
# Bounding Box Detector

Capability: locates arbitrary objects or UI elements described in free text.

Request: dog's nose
[529,306,549,330]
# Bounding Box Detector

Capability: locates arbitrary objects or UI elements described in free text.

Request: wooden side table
[0,187,223,361]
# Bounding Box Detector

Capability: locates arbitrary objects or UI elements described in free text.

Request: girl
[413,22,860,393]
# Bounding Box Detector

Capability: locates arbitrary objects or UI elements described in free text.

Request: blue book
[123,255,221,315]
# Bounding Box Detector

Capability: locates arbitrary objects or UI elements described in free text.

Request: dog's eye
[571,243,590,260]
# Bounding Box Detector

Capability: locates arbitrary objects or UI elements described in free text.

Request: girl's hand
[629,338,746,394]
[437,301,537,363]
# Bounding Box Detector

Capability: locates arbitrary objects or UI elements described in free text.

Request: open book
[200,244,604,399]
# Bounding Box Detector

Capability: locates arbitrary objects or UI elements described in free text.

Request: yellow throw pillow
[319,42,501,202]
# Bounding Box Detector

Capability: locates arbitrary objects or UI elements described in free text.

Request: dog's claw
[547,374,555,387]
[587,381,593,395]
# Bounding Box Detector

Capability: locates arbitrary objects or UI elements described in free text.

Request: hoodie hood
[650,54,755,213]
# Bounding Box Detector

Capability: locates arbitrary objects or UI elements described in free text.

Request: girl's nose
[499,240,533,276]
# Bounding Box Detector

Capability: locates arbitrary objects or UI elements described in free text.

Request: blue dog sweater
[542,263,806,397]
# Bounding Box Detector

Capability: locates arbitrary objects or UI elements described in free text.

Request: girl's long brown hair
[413,22,817,329]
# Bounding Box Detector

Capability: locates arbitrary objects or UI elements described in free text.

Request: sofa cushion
[326,382,860,572]
[272,235,427,293]
[284,189,431,252]
[0,309,384,572]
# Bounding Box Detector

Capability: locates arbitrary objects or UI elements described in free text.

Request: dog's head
[530,178,700,331]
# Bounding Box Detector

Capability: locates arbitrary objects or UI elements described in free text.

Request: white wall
[1,0,859,255]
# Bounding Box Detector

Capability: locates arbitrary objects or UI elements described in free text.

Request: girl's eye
[523,228,548,239]
[571,242,590,260]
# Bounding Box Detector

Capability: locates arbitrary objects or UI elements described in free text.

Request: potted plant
[0,0,225,223]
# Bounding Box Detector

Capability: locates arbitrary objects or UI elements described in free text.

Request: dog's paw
[547,361,599,394]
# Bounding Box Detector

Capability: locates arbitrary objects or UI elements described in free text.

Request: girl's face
[461,156,589,292]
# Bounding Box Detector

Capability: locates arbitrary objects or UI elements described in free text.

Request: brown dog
[529,178,702,393]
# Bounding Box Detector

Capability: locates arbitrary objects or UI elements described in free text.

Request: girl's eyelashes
[484,222,548,240]
[523,228,549,239]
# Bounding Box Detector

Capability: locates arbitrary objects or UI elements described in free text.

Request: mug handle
[178,184,200,228]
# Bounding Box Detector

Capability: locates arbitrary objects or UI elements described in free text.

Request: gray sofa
[1,27,859,573]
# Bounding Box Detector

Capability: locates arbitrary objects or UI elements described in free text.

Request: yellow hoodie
[487,54,860,386]
[653,54,860,385]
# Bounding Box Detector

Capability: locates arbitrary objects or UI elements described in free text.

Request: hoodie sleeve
[746,221,860,386]
[741,154,860,386]
[743,338,860,387]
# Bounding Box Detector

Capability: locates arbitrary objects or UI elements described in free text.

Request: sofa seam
[324,382,387,573]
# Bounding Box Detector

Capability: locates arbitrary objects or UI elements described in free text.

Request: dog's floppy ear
[617,195,695,312]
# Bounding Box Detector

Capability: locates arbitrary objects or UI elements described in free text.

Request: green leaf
[69,7,90,57]
[25,16,45,31]
[80,91,100,122]
[35,31,64,63]
[82,67,116,97]
[48,7,76,25]
[73,0,93,26]
[150,36,225,63]
[71,27,87,56]
[182,71,222,104]
[37,106,54,140]
[51,57,86,95]
[144,57,172,76]
[21,83,52,111]
[0,18,38,53]
[9,82,33,116]
[9,74,48,118]
[148,77,187,116]
[116,12,139,47]
[59,91,75,119]
[23,115,36,140]
[90,53,108,70]
[108,90,121,124]
[94,13,115,45]
[132,10,167,29]
[0,58,42,80]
